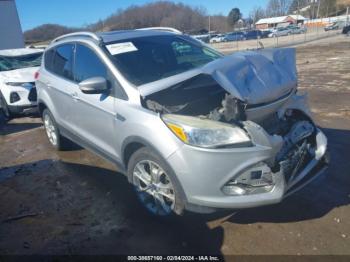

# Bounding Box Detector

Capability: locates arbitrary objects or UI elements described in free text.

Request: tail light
[34,71,39,80]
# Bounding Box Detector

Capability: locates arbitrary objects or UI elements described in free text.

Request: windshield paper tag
[106,42,138,55]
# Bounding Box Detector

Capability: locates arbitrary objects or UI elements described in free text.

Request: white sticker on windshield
[106,42,138,55]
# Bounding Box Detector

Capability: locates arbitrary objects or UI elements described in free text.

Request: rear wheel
[127,147,185,217]
[42,109,69,150]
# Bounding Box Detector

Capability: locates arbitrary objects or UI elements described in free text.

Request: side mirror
[79,77,108,94]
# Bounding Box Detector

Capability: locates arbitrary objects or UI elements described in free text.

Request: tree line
[250,0,347,23]
[24,0,347,43]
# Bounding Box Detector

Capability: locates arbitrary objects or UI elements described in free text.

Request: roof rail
[52,32,101,43]
[137,27,182,34]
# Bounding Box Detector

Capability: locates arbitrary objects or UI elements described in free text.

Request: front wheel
[128,147,185,217]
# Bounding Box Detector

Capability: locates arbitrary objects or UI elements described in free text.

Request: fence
[210,26,343,54]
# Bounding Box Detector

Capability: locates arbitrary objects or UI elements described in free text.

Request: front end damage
[140,48,329,210]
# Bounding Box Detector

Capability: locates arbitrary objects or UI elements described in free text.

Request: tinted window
[44,48,55,72]
[74,44,107,83]
[51,44,74,80]
[106,35,222,86]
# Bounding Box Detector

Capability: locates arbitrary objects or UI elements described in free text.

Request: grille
[28,87,37,102]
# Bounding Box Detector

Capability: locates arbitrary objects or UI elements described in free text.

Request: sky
[16,0,269,31]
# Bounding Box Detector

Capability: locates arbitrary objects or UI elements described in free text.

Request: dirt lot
[0,35,349,256]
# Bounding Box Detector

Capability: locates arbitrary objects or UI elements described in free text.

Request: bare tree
[266,0,292,17]
[24,24,82,43]
[249,6,266,23]
[209,15,229,33]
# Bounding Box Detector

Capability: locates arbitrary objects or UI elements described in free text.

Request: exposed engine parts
[145,90,246,123]
[276,120,315,162]
[205,94,246,122]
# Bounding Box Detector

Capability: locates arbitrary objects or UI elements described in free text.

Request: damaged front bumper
[166,121,328,212]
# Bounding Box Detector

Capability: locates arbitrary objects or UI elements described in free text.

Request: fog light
[222,184,246,196]
[222,163,275,196]
[10,92,20,103]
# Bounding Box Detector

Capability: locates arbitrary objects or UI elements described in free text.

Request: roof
[98,30,175,44]
[289,15,306,20]
[0,48,43,57]
[256,15,306,25]
[256,16,288,25]
[51,28,182,45]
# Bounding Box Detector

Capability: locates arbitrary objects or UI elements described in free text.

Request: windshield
[0,53,42,72]
[105,35,223,86]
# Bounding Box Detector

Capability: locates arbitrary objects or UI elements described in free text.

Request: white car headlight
[162,114,251,148]
[5,82,24,86]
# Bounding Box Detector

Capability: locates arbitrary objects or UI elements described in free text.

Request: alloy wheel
[44,113,58,146]
[132,160,175,216]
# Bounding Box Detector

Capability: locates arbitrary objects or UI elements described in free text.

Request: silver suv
[36,29,328,216]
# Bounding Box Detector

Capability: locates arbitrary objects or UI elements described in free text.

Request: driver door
[69,43,118,159]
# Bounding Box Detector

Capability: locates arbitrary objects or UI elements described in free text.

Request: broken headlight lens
[162,114,251,148]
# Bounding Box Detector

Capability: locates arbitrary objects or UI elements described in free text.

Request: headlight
[6,82,23,86]
[162,114,251,148]
[6,82,34,88]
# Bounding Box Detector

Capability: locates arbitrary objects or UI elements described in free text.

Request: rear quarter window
[45,44,74,81]
[44,48,55,72]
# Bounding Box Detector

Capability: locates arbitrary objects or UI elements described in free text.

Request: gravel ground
[0,35,349,256]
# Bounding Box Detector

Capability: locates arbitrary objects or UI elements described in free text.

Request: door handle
[71,92,80,101]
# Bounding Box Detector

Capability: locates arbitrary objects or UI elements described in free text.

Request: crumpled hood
[0,67,38,83]
[139,48,297,105]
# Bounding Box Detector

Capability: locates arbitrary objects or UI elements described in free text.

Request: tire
[0,92,11,120]
[127,147,185,217]
[42,109,70,151]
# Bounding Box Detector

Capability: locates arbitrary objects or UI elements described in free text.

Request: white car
[268,27,291,37]
[0,48,42,119]
[209,34,225,43]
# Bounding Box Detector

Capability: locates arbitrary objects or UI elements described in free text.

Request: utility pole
[347,6,349,26]
[315,0,320,35]
[316,0,321,19]
[208,15,211,38]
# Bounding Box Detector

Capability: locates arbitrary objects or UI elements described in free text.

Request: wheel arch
[38,100,47,116]
[122,136,164,169]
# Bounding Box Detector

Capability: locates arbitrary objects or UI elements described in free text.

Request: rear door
[41,44,77,129]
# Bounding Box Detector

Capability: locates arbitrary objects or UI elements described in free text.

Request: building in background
[0,0,24,50]
[256,15,306,30]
